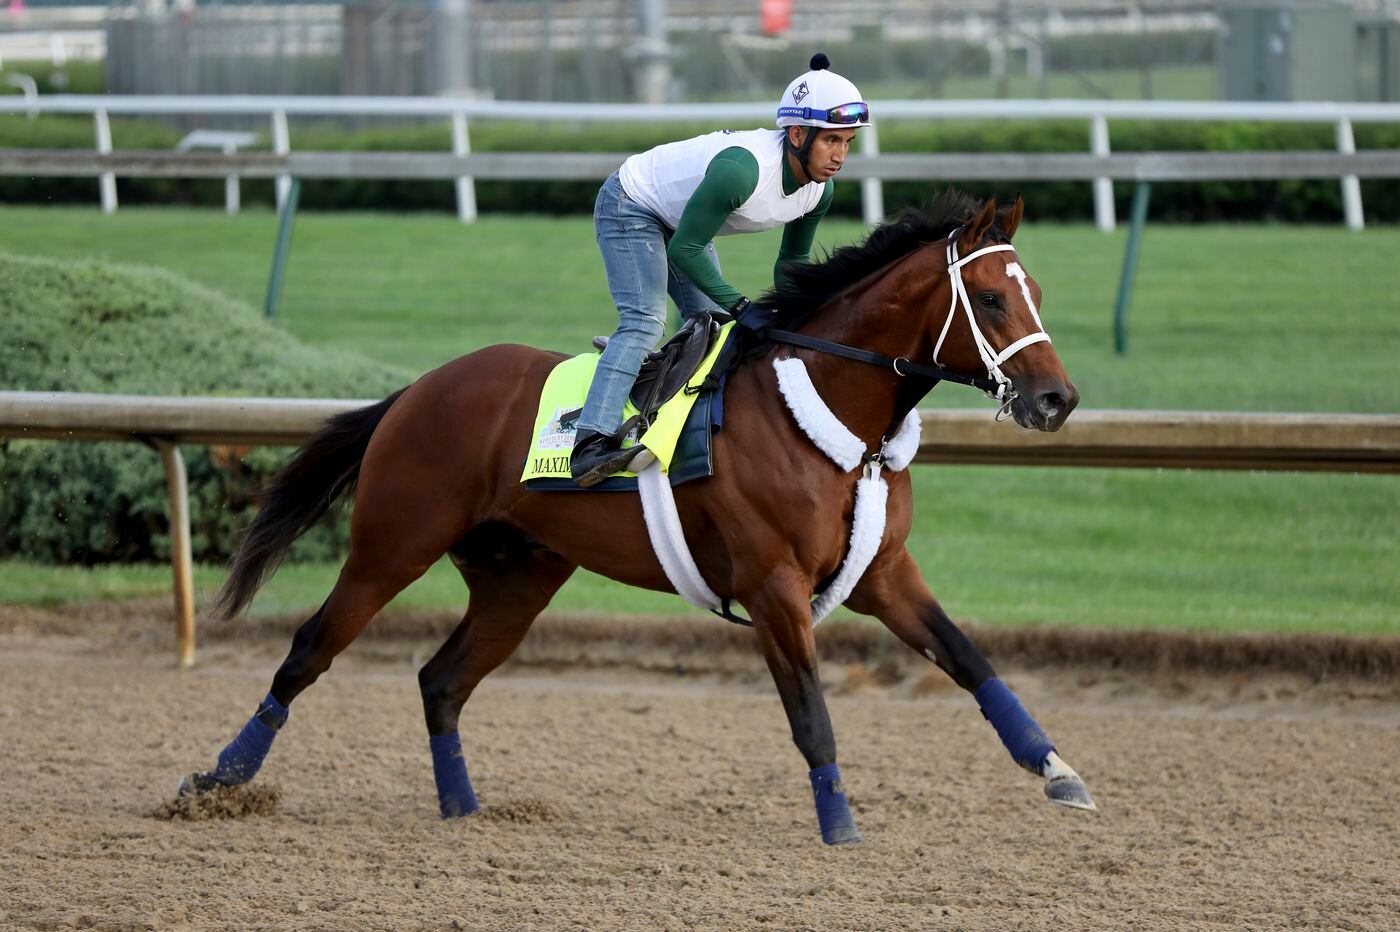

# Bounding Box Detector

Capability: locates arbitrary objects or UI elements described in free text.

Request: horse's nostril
[1036,392,1065,416]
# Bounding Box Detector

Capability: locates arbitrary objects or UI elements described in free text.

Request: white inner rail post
[2,72,39,117]
[451,111,478,224]
[272,108,290,212]
[94,107,116,213]
[1090,113,1115,232]
[178,131,259,214]
[860,121,884,227]
[224,140,240,214]
[152,439,196,669]
[1335,118,1364,231]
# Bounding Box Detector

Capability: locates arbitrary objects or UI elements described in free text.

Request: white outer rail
[8,149,1398,182]
[2,391,1398,666]
[4,95,1400,230]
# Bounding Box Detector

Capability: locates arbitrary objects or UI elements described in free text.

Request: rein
[763,328,998,393]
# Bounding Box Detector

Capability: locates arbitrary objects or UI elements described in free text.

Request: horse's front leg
[847,548,1097,811]
[747,566,862,845]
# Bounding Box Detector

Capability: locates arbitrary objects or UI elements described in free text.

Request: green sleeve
[666,146,759,313]
[774,181,835,289]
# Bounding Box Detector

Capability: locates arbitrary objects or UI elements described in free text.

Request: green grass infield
[1,206,1397,636]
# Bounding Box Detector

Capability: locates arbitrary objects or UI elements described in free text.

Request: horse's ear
[958,197,998,251]
[1002,194,1025,241]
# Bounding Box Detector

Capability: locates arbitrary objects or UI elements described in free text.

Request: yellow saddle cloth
[521,322,735,483]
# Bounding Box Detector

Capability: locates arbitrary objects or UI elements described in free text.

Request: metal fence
[12,1,1400,103]
[3,94,1399,230]
[95,0,1228,102]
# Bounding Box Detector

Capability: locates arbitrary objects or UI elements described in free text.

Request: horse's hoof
[439,803,481,820]
[823,824,864,845]
[1045,776,1097,811]
[177,771,222,797]
[1040,750,1096,811]
[436,800,481,817]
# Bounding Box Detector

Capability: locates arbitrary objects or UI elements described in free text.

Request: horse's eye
[978,292,1000,310]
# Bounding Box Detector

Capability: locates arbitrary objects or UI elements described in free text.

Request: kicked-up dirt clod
[153,782,282,822]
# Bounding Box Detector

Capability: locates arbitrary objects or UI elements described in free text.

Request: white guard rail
[3,95,1399,229]
[2,391,1398,667]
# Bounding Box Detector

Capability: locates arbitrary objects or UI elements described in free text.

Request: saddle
[564,311,736,437]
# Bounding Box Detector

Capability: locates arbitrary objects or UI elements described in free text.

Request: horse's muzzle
[1012,382,1079,432]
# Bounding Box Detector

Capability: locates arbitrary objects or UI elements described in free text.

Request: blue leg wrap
[975,677,1055,774]
[429,733,480,819]
[809,763,861,845]
[210,693,289,786]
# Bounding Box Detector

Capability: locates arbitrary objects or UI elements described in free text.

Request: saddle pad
[524,391,717,493]
[521,323,734,492]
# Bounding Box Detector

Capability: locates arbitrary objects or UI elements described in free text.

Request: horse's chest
[751,478,856,564]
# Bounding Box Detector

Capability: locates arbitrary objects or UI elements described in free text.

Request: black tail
[212,388,407,619]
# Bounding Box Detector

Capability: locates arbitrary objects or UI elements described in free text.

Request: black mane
[758,188,996,331]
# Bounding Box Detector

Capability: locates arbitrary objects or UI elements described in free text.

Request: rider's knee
[617,312,666,343]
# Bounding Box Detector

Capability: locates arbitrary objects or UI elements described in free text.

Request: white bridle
[931,237,1052,405]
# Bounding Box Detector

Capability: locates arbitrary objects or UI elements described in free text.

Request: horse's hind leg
[418,526,576,818]
[180,548,437,795]
[847,548,1097,812]
[185,447,472,793]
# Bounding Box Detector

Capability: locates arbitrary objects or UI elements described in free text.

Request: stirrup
[572,446,644,488]
[571,430,644,488]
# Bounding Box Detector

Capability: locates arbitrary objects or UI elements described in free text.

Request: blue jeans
[577,172,722,438]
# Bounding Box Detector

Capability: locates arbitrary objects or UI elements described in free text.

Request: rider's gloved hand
[730,296,779,333]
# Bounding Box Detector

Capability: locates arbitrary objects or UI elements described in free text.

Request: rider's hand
[732,297,779,333]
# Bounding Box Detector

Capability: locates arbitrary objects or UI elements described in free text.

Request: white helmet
[776,53,871,130]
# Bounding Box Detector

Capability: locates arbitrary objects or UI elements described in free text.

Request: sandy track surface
[2,606,1398,930]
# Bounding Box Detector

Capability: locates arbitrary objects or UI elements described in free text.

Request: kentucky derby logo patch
[537,407,577,451]
[792,81,809,105]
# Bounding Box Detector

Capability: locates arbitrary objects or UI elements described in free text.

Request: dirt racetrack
[2,601,1398,930]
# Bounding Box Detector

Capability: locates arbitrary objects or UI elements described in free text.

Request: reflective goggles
[776,101,870,125]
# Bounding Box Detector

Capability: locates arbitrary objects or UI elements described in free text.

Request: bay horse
[187,190,1094,845]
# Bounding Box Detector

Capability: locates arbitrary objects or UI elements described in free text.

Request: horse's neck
[786,246,943,445]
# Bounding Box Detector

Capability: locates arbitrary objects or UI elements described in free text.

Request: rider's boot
[570,429,641,488]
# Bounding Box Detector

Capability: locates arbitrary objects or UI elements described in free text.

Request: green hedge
[0,251,409,565]
[2,113,1398,221]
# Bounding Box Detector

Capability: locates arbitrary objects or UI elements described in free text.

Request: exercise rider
[569,52,872,487]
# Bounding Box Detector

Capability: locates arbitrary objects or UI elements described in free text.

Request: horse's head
[927,195,1079,431]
